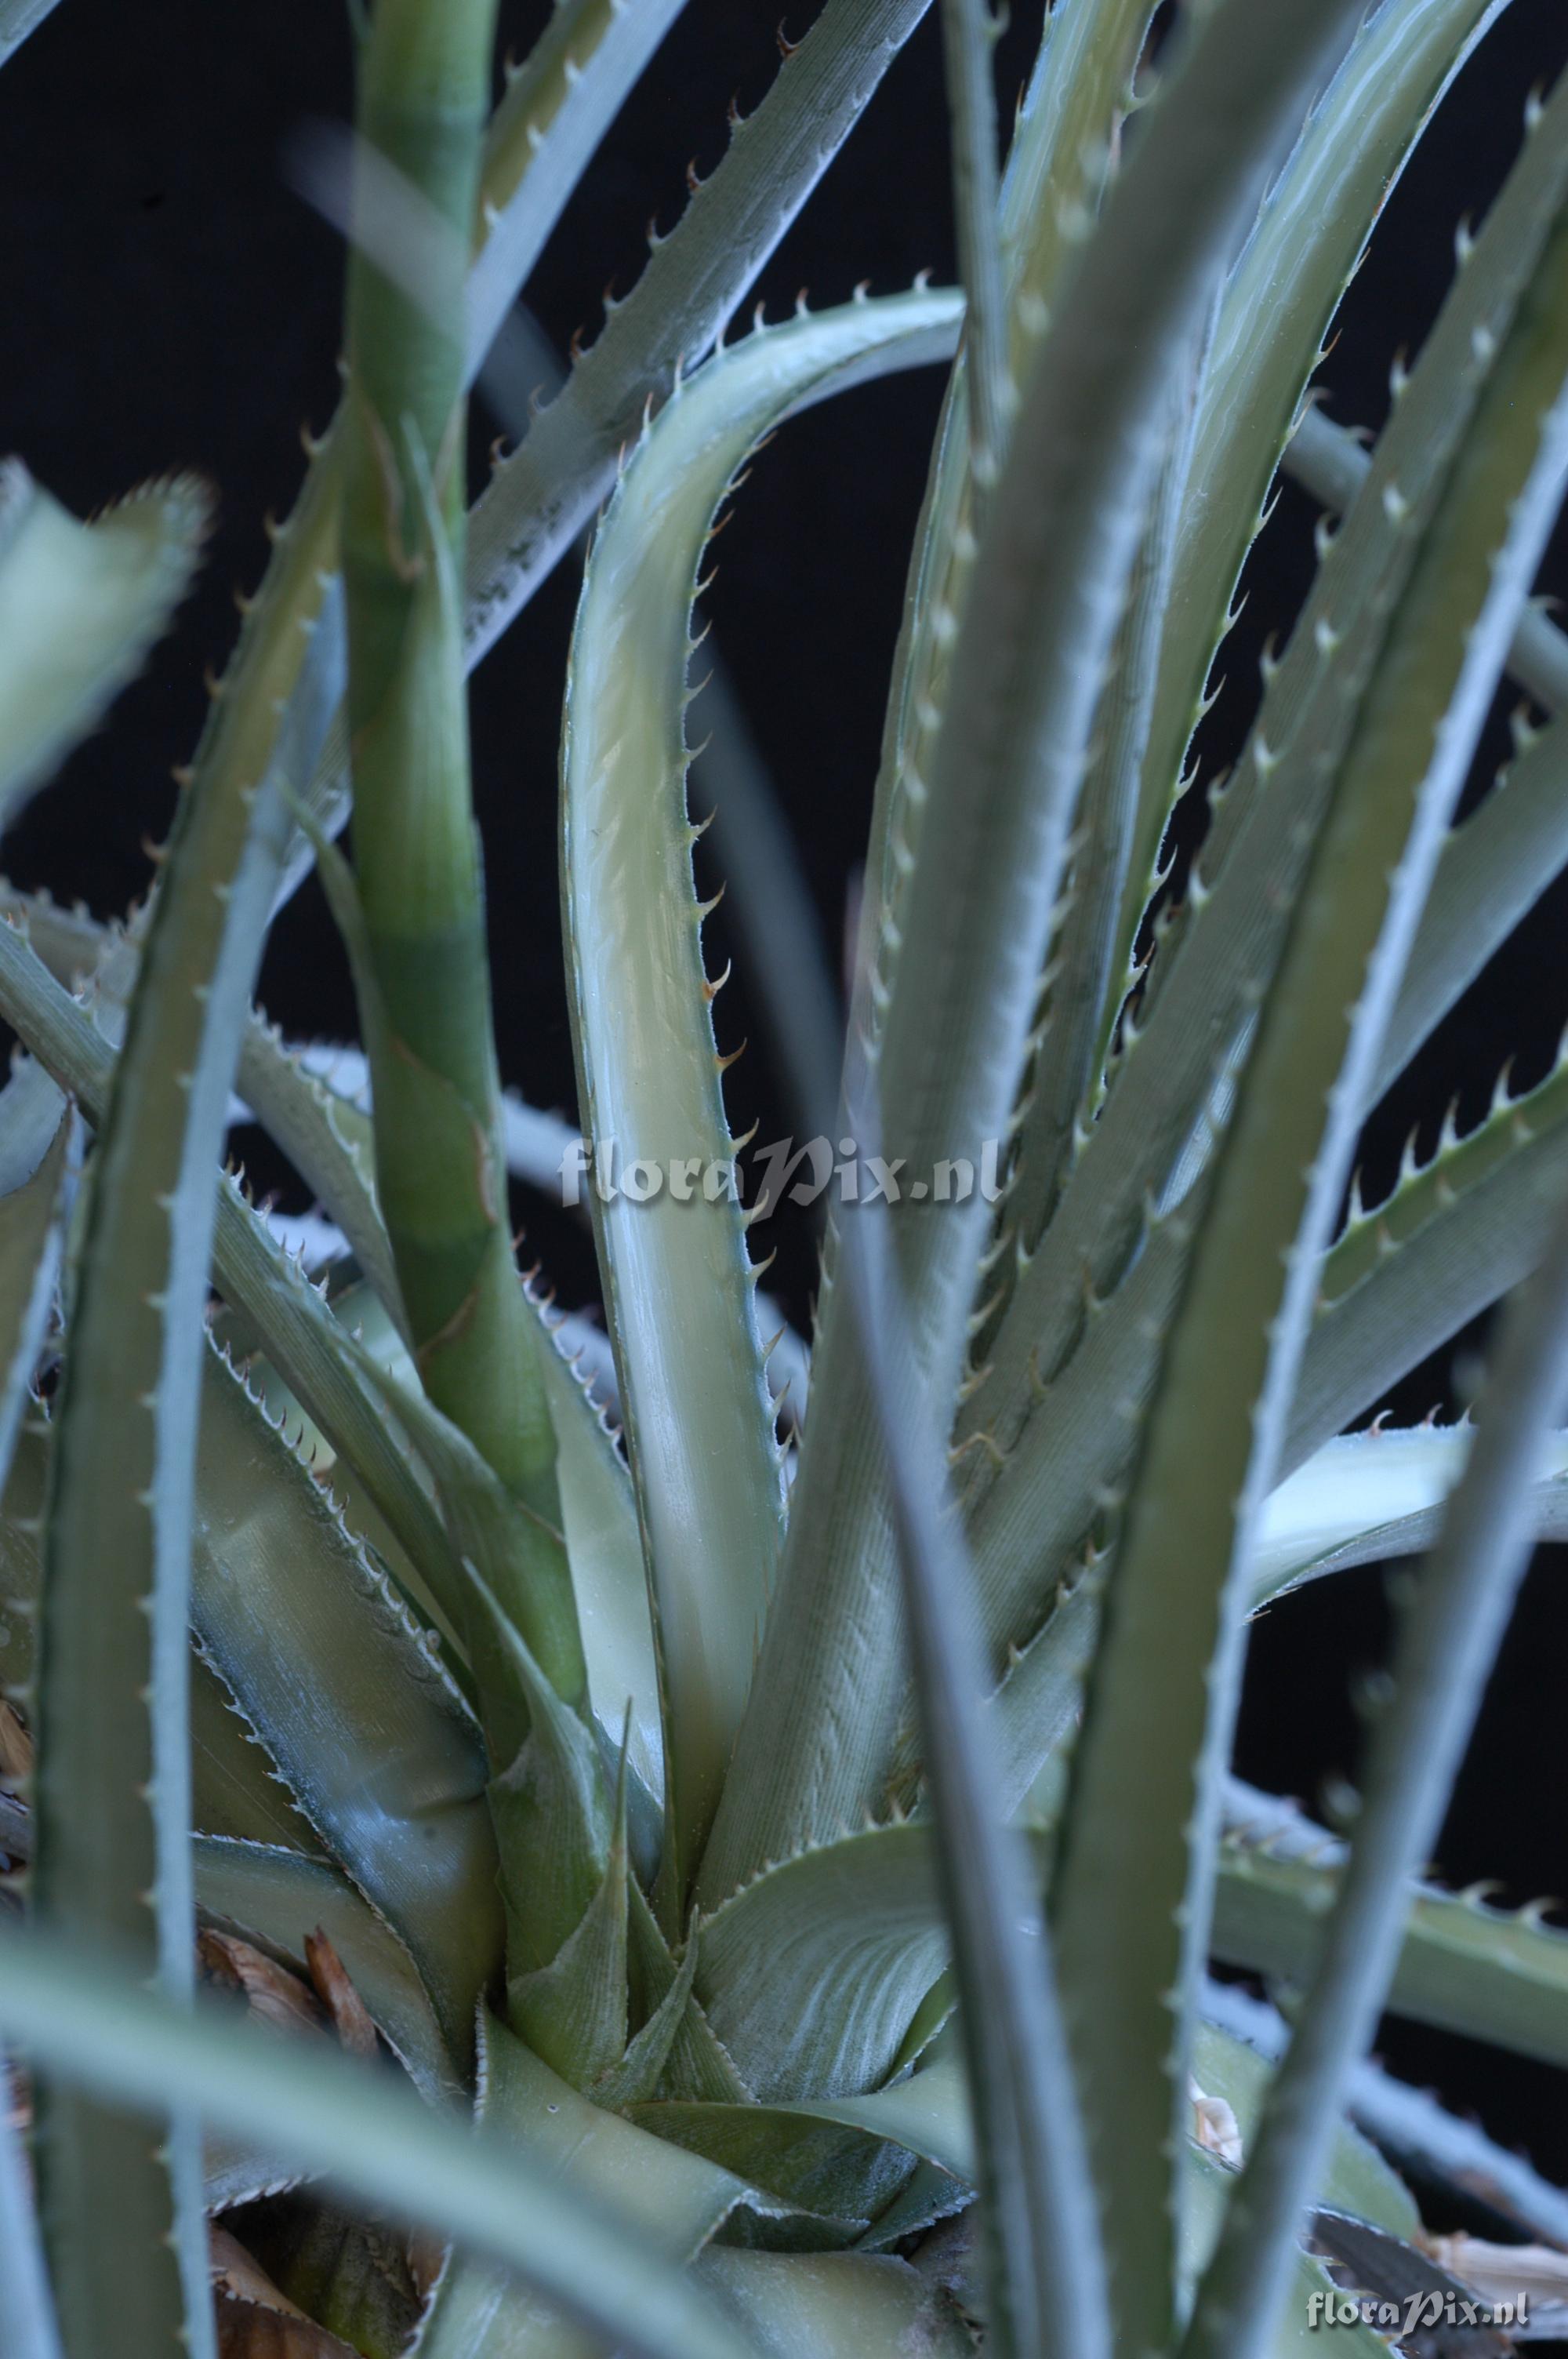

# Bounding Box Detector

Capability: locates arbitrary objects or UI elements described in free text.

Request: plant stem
[341,0,573,1661]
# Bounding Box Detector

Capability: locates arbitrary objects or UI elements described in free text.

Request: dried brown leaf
[404,2227,447,2302]
[214,2292,359,2359]
[212,2230,358,2359]
[199,1932,329,2040]
[0,1697,34,1782]
[304,1927,379,2059]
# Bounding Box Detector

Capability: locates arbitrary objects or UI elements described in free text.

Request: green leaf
[937,0,1007,482]
[190,1340,503,2063]
[412,2012,757,2359]
[561,286,960,1887]
[1214,1784,1568,2073]
[31,460,341,2359]
[713,0,1371,1928]
[815,1147,1107,2359]
[463,0,939,672]
[0,2065,60,2359]
[1050,78,1568,2357]
[1250,1422,1568,1605]
[1294,1045,1568,1465]
[0,464,209,831]
[0,0,61,64]
[695,1824,950,2101]
[695,2249,973,2357]
[1200,1974,1568,2247]
[1285,402,1568,1107]
[346,1317,588,1752]
[1285,398,1568,713]
[963,37,1568,1576]
[1189,1166,1568,2357]
[0,1100,70,1495]
[235,1014,405,1338]
[862,0,1156,1015]
[1188,2020,1418,2243]
[1116,0,1511,994]
[0,916,479,1658]
[342,0,568,1534]
[1180,2157,1392,2359]
[0,886,103,993]
[1000,311,1211,1272]
[188,1661,326,1856]
[630,2043,980,2243]
[506,1732,628,2085]
[227,2196,419,2359]
[622,2099,913,2241]
[285,0,944,911]
[467,0,689,380]
[1374,713,1568,1097]
[0,1414,322,1858]
[0,1934,758,2359]
[534,1320,661,1807]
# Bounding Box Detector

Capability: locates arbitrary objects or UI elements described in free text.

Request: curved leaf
[466,0,688,382]
[1250,1422,1568,1604]
[561,285,960,1883]
[695,1824,949,2102]
[1214,1786,1568,2072]
[0,920,477,1654]
[1294,1046,1568,1465]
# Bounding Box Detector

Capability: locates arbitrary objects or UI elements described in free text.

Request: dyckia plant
[7,0,1568,2354]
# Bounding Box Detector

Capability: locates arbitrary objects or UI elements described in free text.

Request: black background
[4,0,1568,2208]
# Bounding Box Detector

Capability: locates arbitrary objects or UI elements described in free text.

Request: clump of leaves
[4,2,1568,2356]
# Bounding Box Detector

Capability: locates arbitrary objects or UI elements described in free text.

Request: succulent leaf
[191,1340,503,2063]
[467,0,690,382]
[1116,0,1512,994]
[561,285,960,1887]
[695,2248,973,2359]
[695,1823,953,2102]
[464,0,938,671]
[1050,78,1568,2352]
[0,1937,755,2359]
[1296,1042,1568,1463]
[713,0,1373,1921]
[0,916,477,1643]
[967,53,1568,1532]
[0,464,209,834]
[1194,1153,1568,2359]
[0,1098,70,1496]
[411,2011,764,2358]
[30,466,342,2359]
[1214,1784,1568,2073]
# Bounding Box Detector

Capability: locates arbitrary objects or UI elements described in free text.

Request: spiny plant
[3,0,1568,2354]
